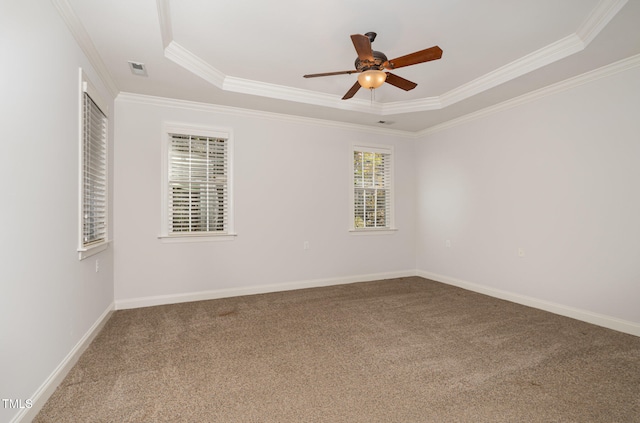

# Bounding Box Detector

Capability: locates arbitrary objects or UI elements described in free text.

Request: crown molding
[115,92,417,138]
[577,0,628,45]
[418,53,640,137]
[117,52,640,138]
[223,76,384,114]
[381,97,442,115]
[440,33,585,108]
[156,0,173,49]
[53,0,627,117]
[164,41,226,88]
[157,0,626,116]
[162,42,382,113]
[51,0,119,98]
[441,0,628,108]
[162,47,386,114]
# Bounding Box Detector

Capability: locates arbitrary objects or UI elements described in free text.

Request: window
[78,70,109,260]
[351,145,395,231]
[160,124,234,241]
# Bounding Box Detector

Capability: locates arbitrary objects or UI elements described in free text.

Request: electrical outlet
[446,239,451,248]
[517,248,525,258]
[95,259,100,272]
[303,241,310,250]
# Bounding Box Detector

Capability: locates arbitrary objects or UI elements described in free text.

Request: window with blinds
[82,92,107,247]
[167,133,229,235]
[353,146,393,229]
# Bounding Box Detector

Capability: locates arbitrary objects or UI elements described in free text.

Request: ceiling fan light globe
[358,70,387,89]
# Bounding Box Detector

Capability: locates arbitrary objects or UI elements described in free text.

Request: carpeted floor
[35,277,640,422]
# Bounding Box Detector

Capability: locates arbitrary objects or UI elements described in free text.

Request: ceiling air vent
[128,61,148,77]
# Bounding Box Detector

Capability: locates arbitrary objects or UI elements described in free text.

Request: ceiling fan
[303,32,443,100]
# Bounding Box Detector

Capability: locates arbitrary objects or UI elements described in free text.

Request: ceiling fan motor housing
[303,31,442,100]
[355,50,388,72]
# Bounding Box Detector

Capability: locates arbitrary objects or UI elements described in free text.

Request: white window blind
[82,92,107,246]
[353,148,392,229]
[168,134,229,234]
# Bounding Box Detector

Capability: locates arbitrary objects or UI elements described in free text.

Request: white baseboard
[13,302,115,423]
[417,270,640,337]
[115,270,417,310]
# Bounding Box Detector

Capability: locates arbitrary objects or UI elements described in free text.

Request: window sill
[349,228,398,235]
[158,233,237,243]
[78,240,110,260]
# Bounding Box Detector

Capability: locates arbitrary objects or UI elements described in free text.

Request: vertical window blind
[168,134,228,234]
[353,149,391,229]
[82,92,107,246]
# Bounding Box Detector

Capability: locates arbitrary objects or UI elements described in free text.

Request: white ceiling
[61,0,640,132]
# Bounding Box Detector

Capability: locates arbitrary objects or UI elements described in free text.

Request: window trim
[349,143,397,234]
[159,122,236,242]
[78,69,110,260]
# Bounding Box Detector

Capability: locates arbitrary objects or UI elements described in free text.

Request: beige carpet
[35,277,640,422]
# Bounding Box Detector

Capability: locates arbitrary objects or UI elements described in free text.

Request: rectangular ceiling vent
[128,61,148,77]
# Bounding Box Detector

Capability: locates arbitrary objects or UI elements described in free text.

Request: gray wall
[416,63,640,330]
[0,1,114,422]
[113,96,417,307]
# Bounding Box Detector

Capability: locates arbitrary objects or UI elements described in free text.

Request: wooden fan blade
[351,34,374,62]
[384,72,417,91]
[385,46,443,69]
[304,70,358,78]
[342,81,361,100]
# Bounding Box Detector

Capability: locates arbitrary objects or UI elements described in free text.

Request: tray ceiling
[60,0,640,132]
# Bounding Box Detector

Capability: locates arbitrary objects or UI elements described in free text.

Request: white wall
[1,3,637,421]
[113,96,416,307]
[415,64,640,330]
[0,1,114,422]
